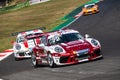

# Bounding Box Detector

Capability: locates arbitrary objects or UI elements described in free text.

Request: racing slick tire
[31,52,39,68]
[47,53,56,68]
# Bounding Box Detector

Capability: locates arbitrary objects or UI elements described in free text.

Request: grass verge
[0,0,90,52]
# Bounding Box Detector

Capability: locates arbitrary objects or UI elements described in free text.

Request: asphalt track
[0,0,120,80]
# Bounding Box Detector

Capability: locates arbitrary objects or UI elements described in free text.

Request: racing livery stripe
[35,38,41,44]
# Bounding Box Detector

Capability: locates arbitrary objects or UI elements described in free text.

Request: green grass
[8,0,28,6]
[0,0,90,52]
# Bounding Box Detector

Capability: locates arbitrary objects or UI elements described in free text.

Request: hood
[60,40,91,52]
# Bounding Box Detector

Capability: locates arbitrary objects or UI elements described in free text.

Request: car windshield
[48,33,84,45]
[85,4,94,8]
[17,36,25,43]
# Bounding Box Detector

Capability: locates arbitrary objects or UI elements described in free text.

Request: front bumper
[14,50,31,59]
[53,49,103,66]
[83,10,99,15]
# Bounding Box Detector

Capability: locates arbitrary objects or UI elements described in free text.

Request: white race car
[12,27,45,61]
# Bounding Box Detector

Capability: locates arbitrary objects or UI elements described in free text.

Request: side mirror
[85,34,90,38]
[11,41,15,44]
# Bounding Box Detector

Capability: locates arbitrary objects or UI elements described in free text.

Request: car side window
[41,36,47,46]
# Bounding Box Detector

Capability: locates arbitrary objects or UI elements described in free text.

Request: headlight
[54,47,63,53]
[91,39,98,46]
[16,44,21,50]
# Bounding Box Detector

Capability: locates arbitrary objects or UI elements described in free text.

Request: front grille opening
[94,49,101,56]
[60,56,69,63]
[76,54,89,60]
[28,52,32,55]
[19,53,25,56]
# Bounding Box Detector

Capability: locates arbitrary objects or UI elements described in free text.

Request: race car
[12,27,45,61]
[82,3,99,15]
[31,28,103,68]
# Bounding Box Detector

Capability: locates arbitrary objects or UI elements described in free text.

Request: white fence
[29,0,50,5]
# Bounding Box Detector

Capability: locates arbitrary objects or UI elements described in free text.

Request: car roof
[25,33,43,39]
[42,29,79,37]
[17,29,43,38]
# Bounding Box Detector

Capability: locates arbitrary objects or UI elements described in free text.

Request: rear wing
[11,27,46,36]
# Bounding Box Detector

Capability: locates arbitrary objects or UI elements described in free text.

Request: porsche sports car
[12,27,45,61]
[82,3,99,15]
[31,28,103,67]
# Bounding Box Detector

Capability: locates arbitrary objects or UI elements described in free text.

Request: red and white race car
[12,27,45,61]
[31,28,103,67]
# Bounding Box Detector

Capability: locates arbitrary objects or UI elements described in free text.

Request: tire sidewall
[47,53,55,67]
[31,53,38,67]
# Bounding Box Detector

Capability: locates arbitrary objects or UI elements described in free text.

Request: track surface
[0,0,120,80]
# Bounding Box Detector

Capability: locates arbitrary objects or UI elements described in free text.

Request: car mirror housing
[85,34,90,38]
[11,41,15,44]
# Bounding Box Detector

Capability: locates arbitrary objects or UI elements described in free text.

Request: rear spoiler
[11,27,46,36]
